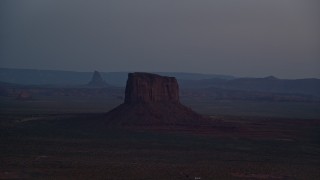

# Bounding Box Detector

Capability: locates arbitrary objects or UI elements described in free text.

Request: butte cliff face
[105,72,209,126]
[124,73,179,104]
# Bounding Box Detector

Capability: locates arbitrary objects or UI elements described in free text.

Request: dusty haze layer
[0,0,319,78]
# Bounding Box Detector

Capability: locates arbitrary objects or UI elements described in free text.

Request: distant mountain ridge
[1,68,320,102]
[1,68,319,97]
[180,76,320,97]
[0,68,234,86]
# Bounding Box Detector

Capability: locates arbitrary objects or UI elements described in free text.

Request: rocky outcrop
[124,72,179,104]
[87,71,109,87]
[105,72,210,126]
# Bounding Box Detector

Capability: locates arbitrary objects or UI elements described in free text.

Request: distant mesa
[105,72,210,126]
[87,71,109,87]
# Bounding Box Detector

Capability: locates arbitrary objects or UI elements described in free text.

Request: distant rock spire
[87,71,109,87]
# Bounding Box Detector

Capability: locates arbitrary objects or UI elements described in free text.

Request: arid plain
[1,71,320,179]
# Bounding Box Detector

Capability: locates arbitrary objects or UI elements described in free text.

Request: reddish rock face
[105,72,210,126]
[124,73,179,104]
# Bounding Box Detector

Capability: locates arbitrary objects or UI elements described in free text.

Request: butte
[105,72,210,126]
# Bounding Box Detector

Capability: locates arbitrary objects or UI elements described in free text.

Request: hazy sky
[1,0,319,78]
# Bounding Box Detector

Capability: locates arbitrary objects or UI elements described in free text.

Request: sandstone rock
[124,72,179,104]
[87,71,108,87]
[105,72,210,126]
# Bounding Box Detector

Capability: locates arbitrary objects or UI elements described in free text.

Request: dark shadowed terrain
[1,70,320,179]
[1,113,320,179]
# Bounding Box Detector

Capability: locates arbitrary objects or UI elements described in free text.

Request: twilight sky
[1,0,319,78]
